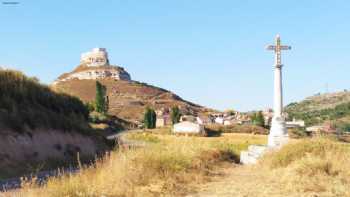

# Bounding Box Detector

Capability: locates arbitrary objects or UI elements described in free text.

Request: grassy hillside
[286,91,350,129]
[286,91,350,113]
[0,70,90,134]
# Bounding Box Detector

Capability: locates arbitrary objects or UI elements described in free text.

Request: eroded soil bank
[0,129,108,179]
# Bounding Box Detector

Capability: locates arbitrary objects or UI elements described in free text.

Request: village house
[196,115,213,125]
[286,118,305,128]
[180,115,197,122]
[306,121,336,135]
[155,108,172,128]
[207,111,252,126]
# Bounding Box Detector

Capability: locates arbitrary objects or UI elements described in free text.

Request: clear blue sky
[1,0,350,111]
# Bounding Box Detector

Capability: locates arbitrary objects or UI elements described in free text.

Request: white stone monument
[240,35,291,164]
[266,34,291,147]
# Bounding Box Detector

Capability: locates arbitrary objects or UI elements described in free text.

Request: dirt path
[185,164,295,197]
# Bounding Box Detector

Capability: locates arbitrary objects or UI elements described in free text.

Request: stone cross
[266,35,291,147]
[239,35,292,164]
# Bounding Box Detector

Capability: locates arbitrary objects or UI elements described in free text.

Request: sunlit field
[5,130,266,197]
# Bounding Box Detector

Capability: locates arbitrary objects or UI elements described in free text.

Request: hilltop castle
[81,48,109,67]
[53,48,131,85]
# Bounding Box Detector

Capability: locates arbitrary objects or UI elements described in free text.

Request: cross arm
[266,45,275,50]
[266,45,291,50]
[280,45,291,50]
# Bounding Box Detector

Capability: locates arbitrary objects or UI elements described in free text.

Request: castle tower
[80,48,109,67]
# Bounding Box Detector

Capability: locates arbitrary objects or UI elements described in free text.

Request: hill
[286,91,350,128]
[0,69,108,179]
[286,91,350,113]
[52,64,209,123]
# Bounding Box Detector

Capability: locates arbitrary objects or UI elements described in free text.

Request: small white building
[173,121,205,135]
[286,119,305,128]
[215,117,224,124]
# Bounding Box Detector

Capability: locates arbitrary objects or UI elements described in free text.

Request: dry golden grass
[5,132,266,197]
[259,138,350,196]
[190,137,350,197]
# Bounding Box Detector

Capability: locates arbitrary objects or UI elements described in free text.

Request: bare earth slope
[52,72,209,122]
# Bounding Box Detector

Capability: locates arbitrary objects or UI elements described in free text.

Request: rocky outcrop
[53,64,131,85]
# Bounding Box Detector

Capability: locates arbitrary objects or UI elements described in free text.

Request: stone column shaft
[274,65,283,118]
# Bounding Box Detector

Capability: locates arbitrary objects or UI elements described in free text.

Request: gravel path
[185,165,290,197]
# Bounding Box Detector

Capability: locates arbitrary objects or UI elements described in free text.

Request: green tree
[144,107,156,129]
[253,111,265,127]
[95,81,108,114]
[170,106,181,124]
[150,109,156,128]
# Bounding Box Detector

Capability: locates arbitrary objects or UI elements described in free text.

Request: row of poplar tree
[92,81,182,129]
[143,106,181,129]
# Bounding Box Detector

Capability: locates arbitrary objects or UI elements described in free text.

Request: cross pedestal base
[268,117,289,147]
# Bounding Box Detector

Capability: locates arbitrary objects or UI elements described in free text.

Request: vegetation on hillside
[286,91,350,113]
[0,70,90,134]
[287,101,350,130]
